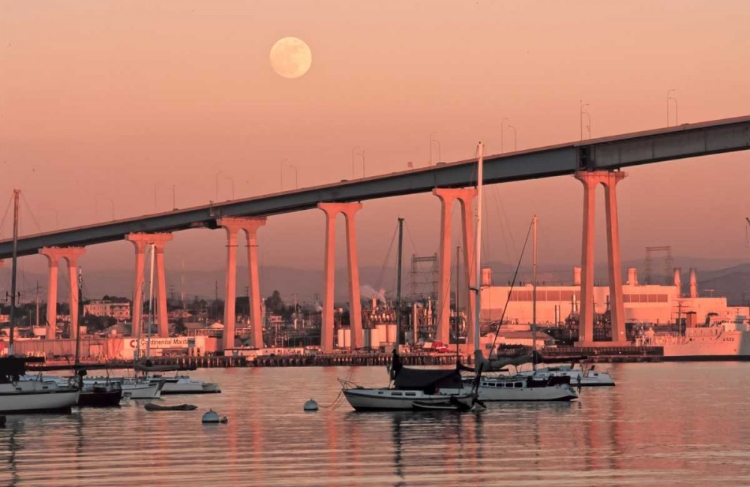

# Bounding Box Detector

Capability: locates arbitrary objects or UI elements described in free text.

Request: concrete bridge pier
[575,170,627,345]
[318,202,363,353]
[433,187,477,349]
[126,233,173,338]
[218,217,267,351]
[39,246,85,340]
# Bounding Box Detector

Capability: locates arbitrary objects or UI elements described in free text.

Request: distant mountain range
[0,257,747,306]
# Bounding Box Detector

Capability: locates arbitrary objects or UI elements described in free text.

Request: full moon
[270,37,312,79]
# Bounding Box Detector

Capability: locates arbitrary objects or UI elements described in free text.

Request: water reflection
[1,365,750,486]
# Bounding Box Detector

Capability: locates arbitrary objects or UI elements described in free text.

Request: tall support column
[126,236,148,338]
[342,204,363,350]
[604,171,627,343]
[318,204,338,353]
[46,260,59,339]
[456,189,478,351]
[243,219,267,349]
[432,189,456,345]
[154,242,169,337]
[63,248,86,341]
[219,223,240,350]
[126,233,172,338]
[575,173,597,344]
[39,248,63,339]
[317,203,364,352]
[218,217,268,351]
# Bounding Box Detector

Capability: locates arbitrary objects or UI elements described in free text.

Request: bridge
[2,115,749,355]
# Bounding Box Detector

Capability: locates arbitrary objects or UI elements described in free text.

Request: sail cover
[393,367,464,393]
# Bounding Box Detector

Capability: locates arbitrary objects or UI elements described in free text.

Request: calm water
[2,363,750,486]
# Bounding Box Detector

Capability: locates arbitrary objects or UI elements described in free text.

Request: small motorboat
[144,403,197,411]
[202,409,228,423]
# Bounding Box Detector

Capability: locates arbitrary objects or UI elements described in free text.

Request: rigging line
[0,193,13,238]
[496,188,518,259]
[404,221,419,257]
[489,218,533,356]
[375,223,399,298]
[20,193,43,234]
[490,187,513,267]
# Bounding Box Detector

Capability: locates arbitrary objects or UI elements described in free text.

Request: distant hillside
[0,257,747,306]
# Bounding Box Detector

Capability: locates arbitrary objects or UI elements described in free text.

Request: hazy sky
[0,0,749,281]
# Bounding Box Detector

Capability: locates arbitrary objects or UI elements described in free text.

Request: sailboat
[341,218,477,411]
[440,149,578,402]
[0,190,80,414]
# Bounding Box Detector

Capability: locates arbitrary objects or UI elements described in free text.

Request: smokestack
[689,268,697,298]
[481,268,493,287]
[673,268,682,297]
[627,267,638,286]
[573,267,582,286]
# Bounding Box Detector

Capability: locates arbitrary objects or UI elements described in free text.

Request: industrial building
[480,267,749,327]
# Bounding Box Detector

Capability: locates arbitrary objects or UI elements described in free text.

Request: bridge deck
[1,115,748,258]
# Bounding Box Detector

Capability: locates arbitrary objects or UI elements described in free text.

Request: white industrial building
[480,267,748,327]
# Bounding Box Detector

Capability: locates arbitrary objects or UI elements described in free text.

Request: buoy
[303,399,319,412]
[202,409,228,424]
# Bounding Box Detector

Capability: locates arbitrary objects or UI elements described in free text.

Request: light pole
[580,101,589,141]
[667,89,678,127]
[359,150,366,178]
[172,184,177,210]
[225,176,235,200]
[351,146,360,179]
[508,125,517,151]
[430,134,441,163]
[109,199,115,221]
[429,132,438,164]
[501,117,508,153]
[215,171,223,201]
[280,159,288,191]
[288,165,298,189]
[583,111,592,139]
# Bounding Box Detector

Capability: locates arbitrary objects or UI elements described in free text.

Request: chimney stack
[689,268,698,298]
[673,268,682,296]
[481,268,493,287]
[627,267,638,286]
[573,267,582,286]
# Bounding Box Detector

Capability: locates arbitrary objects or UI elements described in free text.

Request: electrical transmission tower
[409,253,439,300]
[644,246,674,285]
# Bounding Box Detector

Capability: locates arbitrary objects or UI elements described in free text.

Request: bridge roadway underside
[1,115,748,258]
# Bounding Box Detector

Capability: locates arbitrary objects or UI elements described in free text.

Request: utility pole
[9,189,20,355]
[35,281,40,327]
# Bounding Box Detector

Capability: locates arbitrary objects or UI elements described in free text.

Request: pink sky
[0,0,749,277]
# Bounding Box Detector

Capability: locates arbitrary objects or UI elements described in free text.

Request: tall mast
[75,267,82,365]
[9,189,20,356]
[532,215,538,371]
[473,143,483,356]
[147,243,155,359]
[456,245,460,360]
[395,218,404,353]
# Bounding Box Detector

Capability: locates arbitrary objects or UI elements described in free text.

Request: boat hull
[0,385,80,414]
[343,388,472,411]
[78,390,123,408]
[157,381,221,395]
[442,382,577,402]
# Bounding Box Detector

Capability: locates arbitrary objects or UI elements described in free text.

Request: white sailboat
[341,218,475,411]
[0,190,80,414]
[441,149,578,402]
